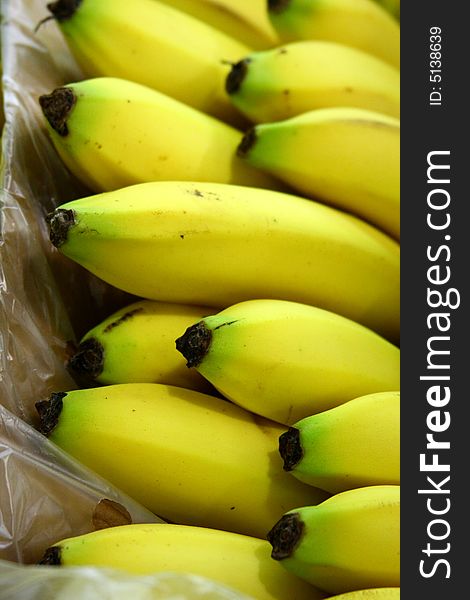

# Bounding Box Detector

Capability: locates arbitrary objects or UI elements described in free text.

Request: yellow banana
[328,590,400,600]
[36,383,328,539]
[279,391,400,492]
[38,77,278,194]
[267,485,400,594]
[67,299,215,393]
[267,0,400,69]
[38,0,250,124]
[226,40,400,123]
[175,299,400,425]
[47,181,400,341]
[238,107,400,240]
[158,0,280,49]
[38,523,325,600]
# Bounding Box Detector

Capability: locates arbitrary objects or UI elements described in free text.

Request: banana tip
[225,59,250,95]
[279,427,302,471]
[47,208,75,248]
[46,0,82,21]
[38,546,62,566]
[175,322,212,368]
[268,0,291,14]
[236,127,257,158]
[267,512,304,560]
[67,338,104,383]
[35,391,66,436]
[39,86,76,136]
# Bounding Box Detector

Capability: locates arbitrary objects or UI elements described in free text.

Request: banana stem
[267,512,304,560]
[47,0,82,21]
[225,59,250,95]
[279,427,303,471]
[47,209,76,248]
[268,0,292,14]
[175,322,212,368]
[236,127,257,157]
[39,87,76,136]
[67,338,105,382]
[35,392,67,436]
[38,546,62,565]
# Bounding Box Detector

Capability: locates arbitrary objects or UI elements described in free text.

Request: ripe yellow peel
[45,383,328,538]
[48,523,324,600]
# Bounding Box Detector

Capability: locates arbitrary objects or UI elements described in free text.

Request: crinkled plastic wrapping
[0,0,137,426]
[0,404,162,564]
[0,561,252,600]
[0,0,198,585]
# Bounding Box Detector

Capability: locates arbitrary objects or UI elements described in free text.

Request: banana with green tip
[175,299,400,425]
[267,0,400,69]
[36,383,328,539]
[67,299,216,393]
[39,77,279,193]
[38,523,325,600]
[46,181,400,341]
[374,0,400,20]
[226,40,400,123]
[158,0,280,49]
[238,107,400,240]
[279,391,400,493]
[328,590,400,600]
[267,485,400,594]
[38,0,250,124]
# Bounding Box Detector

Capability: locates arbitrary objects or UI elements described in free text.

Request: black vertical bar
[401,3,466,598]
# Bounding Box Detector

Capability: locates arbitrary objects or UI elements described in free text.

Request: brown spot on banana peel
[225,59,251,95]
[175,321,212,368]
[67,337,104,382]
[39,86,76,136]
[103,308,144,333]
[279,427,303,471]
[37,546,62,566]
[237,127,257,158]
[267,512,304,560]
[35,392,67,436]
[47,208,76,248]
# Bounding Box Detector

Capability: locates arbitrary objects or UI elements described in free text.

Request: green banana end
[46,208,76,248]
[39,86,76,136]
[267,512,304,560]
[38,546,62,565]
[279,427,303,471]
[67,338,104,384]
[236,127,258,158]
[268,0,292,14]
[175,322,212,368]
[225,59,250,95]
[35,392,67,436]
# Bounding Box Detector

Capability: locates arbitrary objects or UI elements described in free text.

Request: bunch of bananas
[34,0,400,598]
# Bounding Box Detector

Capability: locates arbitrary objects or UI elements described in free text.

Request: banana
[35,383,329,539]
[38,523,325,600]
[267,485,400,594]
[38,77,279,194]
[267,0,400,69]
[226,40,400,123]
[238,107,400,240]
[67,299,216,393]
[46,181,400,342]
[374,0,400,20]
[38,0,251,124]
[328,590,400,600]
[279,391,400,492]
[175,299,400,425]
[158,0,280,50]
